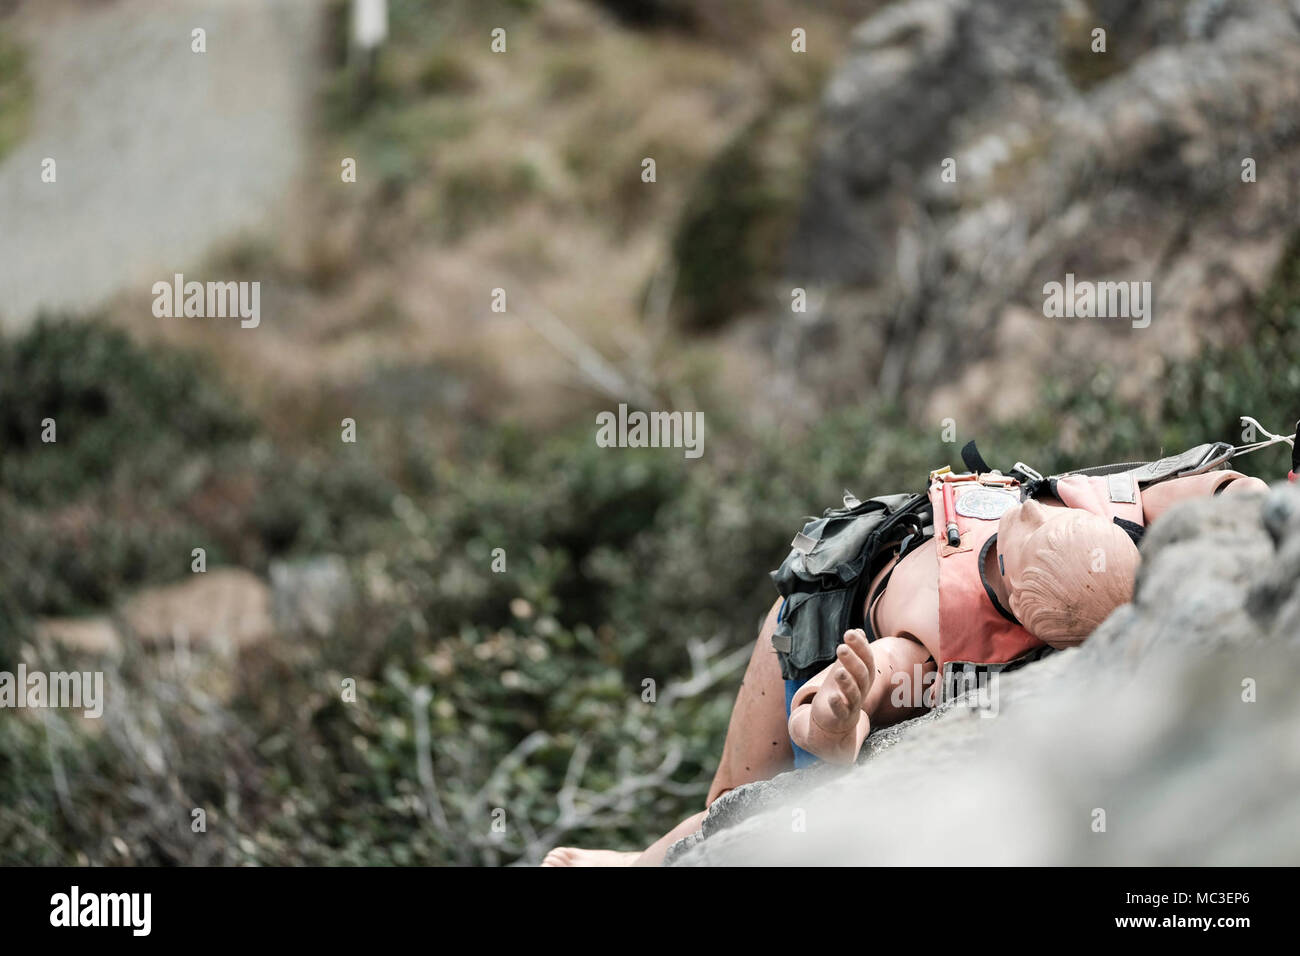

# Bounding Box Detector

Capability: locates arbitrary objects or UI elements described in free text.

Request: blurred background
[1,0,1298,865]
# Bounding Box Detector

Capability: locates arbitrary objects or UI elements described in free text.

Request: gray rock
[269,554,354,638]
[669,485,1300,865]
[119,568,272,650]
[775,0,1300,422]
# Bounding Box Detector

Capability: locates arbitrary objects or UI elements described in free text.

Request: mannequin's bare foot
[811,630,874,737]
[541,847,640,867]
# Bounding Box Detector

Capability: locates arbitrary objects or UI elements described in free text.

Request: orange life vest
[927,472,1145,671]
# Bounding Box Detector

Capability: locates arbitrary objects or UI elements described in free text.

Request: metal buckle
[1011,461,1043,483]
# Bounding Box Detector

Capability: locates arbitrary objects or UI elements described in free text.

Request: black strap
[1022,477,1051,500]
[1113,516,1145,546]
[849,494,932,642]
[862,567,894,643]
[961,440,992,474]
[862,515,931,642]
[896,525,929,562]
[1293,420,1299,472]
[978,533,1020,625]
[941,646,1057,701]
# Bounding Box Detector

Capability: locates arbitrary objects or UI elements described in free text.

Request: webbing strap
[961,440,992,475]
[1051,416,1295,488]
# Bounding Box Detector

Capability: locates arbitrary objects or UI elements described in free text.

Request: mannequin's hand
[810,629,874,736]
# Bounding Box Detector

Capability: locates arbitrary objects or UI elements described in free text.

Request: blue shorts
[777,597,821,768]
[784,676,820,769]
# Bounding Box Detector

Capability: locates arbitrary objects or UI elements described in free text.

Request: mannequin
[788,500,1142,763]
[543,469,1269,865]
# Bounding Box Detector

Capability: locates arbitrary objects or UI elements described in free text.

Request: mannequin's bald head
[997,500,1140,648]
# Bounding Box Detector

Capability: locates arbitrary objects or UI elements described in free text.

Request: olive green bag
[769,491,933,682]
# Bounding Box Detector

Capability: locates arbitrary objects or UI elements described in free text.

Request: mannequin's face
[996,498,1052,590]
[995,500,1141,647]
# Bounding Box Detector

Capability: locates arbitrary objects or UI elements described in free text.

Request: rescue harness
[769,417,1298,689]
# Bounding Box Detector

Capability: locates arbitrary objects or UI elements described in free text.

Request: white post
[352,0,388,53]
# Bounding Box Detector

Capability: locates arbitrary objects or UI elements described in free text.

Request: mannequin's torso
[862,471,1268,655]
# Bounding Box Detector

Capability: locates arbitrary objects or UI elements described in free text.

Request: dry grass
[0,31,32,161]
[99,0,866,440]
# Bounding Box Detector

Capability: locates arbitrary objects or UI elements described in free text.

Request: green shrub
[669,110,813,331]
[0,318,394,636]
[0,319,253,504]
[3,232,1298,864]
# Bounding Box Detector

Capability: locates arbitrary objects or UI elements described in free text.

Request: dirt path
[0,0,322,331]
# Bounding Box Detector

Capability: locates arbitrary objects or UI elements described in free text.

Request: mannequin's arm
[787,632,934,765]
[787,660,872,765]
[1142,471,1268,525]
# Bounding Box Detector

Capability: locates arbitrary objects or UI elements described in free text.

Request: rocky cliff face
[779,0,1300,423]
[667,485,1300,865]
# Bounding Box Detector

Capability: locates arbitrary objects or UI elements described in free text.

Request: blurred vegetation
[1,0,1295,868]
[670,107,816,331]
[0,318,946,864]
[1007,232,1300,480]
[2,232,1297,863]
[0,32,32,162]
[312,0,856,310]
[0,320,395,632]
